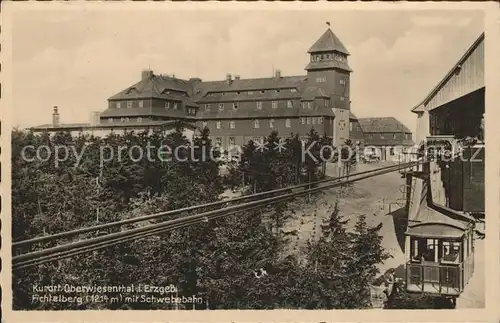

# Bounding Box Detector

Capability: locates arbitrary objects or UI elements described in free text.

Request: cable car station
[403,33,485,304]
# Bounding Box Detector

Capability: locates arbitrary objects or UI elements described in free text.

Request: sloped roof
[194,76,308,96]
[349,112,358,120]
[358,117,412,133]
[307,28,350,55]
[305,60,353,72]
[411,32,484,114]
[301,87,329,101]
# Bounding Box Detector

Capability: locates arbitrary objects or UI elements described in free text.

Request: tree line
[12,124,426,309]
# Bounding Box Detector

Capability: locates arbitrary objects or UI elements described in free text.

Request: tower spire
[326,21,331,28]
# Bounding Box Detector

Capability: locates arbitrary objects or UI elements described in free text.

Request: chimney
[90,111,101,126]
[275,69,281,78]
[141,69,154,81]
[234,75,240,80]
[226,73,232,84]
[52,106,60,127]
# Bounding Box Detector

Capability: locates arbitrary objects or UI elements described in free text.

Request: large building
[99,27,353,148]
[358,117,414,161]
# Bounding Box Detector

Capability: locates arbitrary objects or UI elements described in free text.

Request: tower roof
[308,28,350,55]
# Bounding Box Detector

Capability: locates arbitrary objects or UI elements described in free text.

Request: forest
[11,124,436,309]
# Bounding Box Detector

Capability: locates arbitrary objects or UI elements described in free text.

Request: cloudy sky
[10,7,484,133]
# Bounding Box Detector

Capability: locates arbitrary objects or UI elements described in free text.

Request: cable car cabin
[405,223,475,296]
[404,174,476,296]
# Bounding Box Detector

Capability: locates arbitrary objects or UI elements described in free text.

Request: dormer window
[307,102,312,109]
[256,102,262,110]
[287,100,293,108]
[205,104,211,112]
[325,99,329,107]
[116,102,121,109]
[219,103,224,111]
[139,100,144,108]
[272,101,278,109]
[302,102,306,109]
[165,102,170,109]
[127,101,132,109]
[173,102,178,110]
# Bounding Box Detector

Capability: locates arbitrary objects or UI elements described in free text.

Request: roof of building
[349,112,358,120]
[411,32,484,114]
[307,28,350,55]
[30,120,196,132]
[358,117,412,133]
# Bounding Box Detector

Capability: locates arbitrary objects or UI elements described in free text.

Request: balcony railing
[406,261,463,296]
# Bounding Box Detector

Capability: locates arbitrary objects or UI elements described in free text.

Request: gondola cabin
[405,212,475,296]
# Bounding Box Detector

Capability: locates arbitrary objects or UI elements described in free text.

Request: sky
[11,8,484,134]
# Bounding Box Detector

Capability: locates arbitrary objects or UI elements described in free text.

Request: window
[290,89,297,93]
[219,103,224,111]
[215,137,222,146]
[202,121,208,128]
[116,102,121,109]
[307,102,312,109]
[253,120,260,129]
[340,96,345,101]
[229,137,236,146]
[285,119,291,128]
[393,134,397,139]
[256,102,262,110]
[272,101,278,109]
[349,122,353,131]
[380,134,385,139]
[248,91,254,95]
[229,121,235,129]
[318,117,324,124]
[340,79,345,85]
[316,77,326,83]
[302,102,306,109]
[205,104,211,112]
[306,117,311,125]
[389,148,394,156]
[287,100,293,108]
[165,102,170,109]
[325,99,329,107]
[312,117,316,125]
[300,117,306,125]
[125,117,130,122]
[442,241,461,263]
[127,101,132,109]
[216,121,222,129]
[369,134,373,139]
[109,118,114,123]
[121,117,126,122]
[233,103,238,110]
[269,119,275,128]
[137,117,142,123]
[173,102,178,110]
[139,100,144,108]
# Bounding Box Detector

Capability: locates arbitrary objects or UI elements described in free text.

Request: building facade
[99,27,353,149]
[358,117,414,161]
